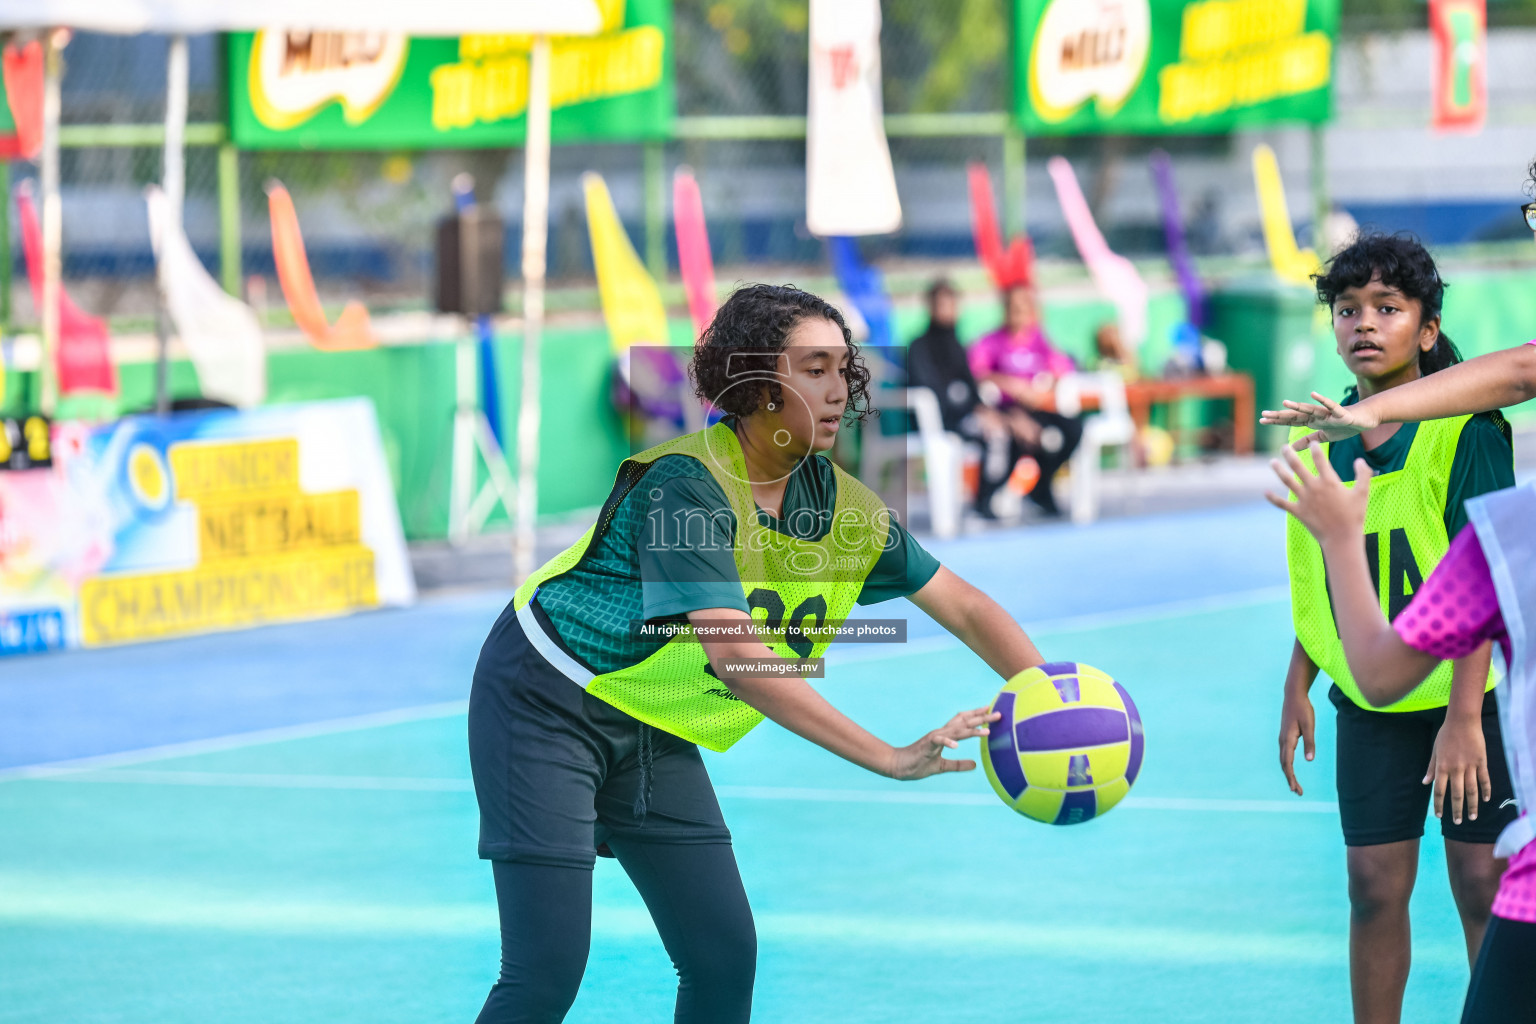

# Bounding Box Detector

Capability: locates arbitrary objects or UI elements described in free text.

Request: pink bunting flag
[1046,156,1148,351]
[673,169,717,339]
[16,185,118,398]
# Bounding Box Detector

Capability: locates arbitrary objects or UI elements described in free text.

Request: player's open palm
[890,707,1001,780]
[1260,390,1380,447]
[1266,443,1372,545]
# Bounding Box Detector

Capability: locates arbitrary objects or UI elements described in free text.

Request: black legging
[1461,914,1536,1024]
[476,840,757,1024]
[967,408,1084,514]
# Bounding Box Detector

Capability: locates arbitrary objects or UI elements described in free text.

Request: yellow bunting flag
[583,172,667,353]
[1252,144,1320,286]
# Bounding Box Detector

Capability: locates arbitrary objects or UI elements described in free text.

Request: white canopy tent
[0,0,597,580]
[0,1,599,36]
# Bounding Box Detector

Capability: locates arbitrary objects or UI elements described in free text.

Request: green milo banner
[1016,0,1338,135]
[228,0,672,149]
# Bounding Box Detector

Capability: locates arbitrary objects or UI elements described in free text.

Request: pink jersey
[1393,525,1509,664]
[967,326,1076,386]
[1396,522,1533,922]
[1494,838,1536,923]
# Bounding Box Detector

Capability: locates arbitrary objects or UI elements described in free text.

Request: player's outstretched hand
[889,707,1001,780]
[1259,391,1380,449]
[1265,443,1371,546]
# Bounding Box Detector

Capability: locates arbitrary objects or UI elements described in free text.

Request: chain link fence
[7,3,1536,332]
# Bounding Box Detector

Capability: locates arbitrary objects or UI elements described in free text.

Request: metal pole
[1309,124,1328,254]
[218,142,242,297]
[515,37,551,582]
[155,34,189,416]
[1002,123,1026,239]
[38,31,63,417]
[643,139,665,279]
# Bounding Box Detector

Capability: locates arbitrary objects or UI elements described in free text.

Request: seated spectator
[964,285,1084,517]
[907,280,1064,519]
[1093,322,1137,379]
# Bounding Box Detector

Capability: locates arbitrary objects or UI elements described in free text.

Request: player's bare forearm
[1356,345,1536,425]
[1318,535,1438,707]
[1446,640,1493,722]
[910,567,1043,680]
[689,607,897,774]
[689,608,886,767]
[1285,637,1319,696]
[729,671,896,775]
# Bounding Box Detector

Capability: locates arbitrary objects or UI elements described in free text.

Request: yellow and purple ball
[981,661,1144,825]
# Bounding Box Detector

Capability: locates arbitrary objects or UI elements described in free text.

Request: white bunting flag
[147,187,267,409]
[806,0,901,237]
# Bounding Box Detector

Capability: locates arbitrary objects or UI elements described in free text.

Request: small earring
[767,402,777,411]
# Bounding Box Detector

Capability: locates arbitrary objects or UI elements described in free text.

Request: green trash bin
[1205,278,1322,451]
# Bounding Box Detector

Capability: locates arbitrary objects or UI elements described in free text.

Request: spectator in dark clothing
[907,280,981,433]
[906,279,1075,518]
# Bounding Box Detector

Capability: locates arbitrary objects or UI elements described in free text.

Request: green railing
[15,110,1030,315]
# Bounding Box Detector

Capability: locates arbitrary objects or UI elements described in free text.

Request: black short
[1331,684,1518,847]
[468,601,733,868]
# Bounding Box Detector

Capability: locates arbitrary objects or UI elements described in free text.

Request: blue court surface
[0,500,1482,1023]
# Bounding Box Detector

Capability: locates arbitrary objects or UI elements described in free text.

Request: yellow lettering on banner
[428,27,663,132]
[198,490,362,562]
[80,547,379,646]
[1160,30,1330,123]
[430,62,479,130]
[169,439,299,502]
[549,28,665,109]
[1181,0,1306,61]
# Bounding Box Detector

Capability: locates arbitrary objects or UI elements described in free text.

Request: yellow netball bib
[515,422,890,751]
[1287,417,1495,712]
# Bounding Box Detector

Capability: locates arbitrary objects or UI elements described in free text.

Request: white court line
[0,585,1291,784]
[716,785,1335,813]
[0,701,468,783]
[35,769,1337,814]
[40,769,477,791]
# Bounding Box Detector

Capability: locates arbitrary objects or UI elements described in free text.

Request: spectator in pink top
[967,287,1078,387]
[965,286,1083,517]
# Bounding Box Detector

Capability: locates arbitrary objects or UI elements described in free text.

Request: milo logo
[1028,0,1152,123]
[248,30,409,130]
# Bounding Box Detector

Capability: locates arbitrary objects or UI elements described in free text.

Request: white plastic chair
[861,386,967,539]
[1054,371,1137,525]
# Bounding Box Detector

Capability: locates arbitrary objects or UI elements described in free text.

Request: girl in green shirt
[469,284,1048,1023]
[1276,233,1515,1024]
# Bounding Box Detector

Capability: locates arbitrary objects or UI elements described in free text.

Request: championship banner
[0,399,415,656]
[1430,0,1487,133]
[228,0,672,149]
[1017,0,1338,135]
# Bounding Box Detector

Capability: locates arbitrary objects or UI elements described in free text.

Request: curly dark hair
[1315,231,1462,376]
[689,283,874,422]
[1526,157,1536,198]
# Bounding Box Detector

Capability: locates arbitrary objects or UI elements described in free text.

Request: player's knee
[1448,855,1503,913]
[482,928,587,1022]
[1346,859,1413,918]
[477,965,584,1024]
[678,915,757,1000]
